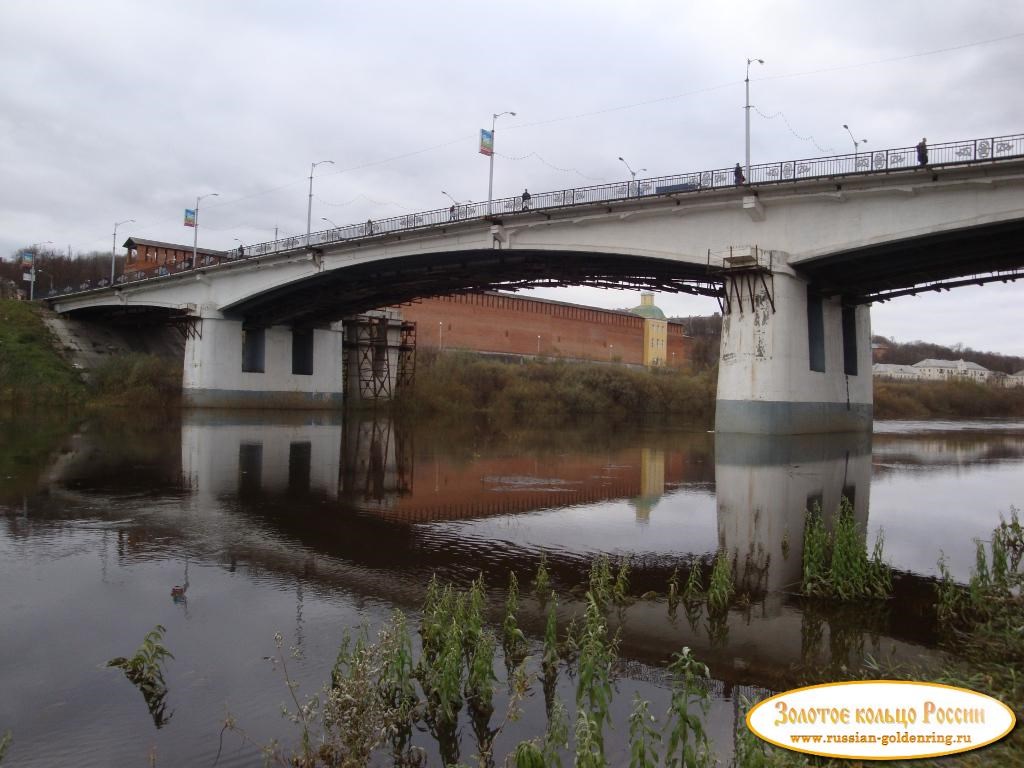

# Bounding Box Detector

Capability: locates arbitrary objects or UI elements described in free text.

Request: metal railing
[50,133,1024,297]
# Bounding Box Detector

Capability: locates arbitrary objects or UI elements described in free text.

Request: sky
[1,1,1022,354]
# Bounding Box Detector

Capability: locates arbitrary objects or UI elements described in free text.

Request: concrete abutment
[182,316,345,409]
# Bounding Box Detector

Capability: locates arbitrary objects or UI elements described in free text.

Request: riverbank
[874,378,1024,419]
[7,297,1024,422]
[398,350,717,422]
[0,300,180,409]
[0,300,85,404]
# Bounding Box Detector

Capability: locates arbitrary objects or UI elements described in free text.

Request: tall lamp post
[486,110,516,216]
[321,216,341,229]
[306,160,334,247]
[111,218,134,284]
[192,192,218,269]
[36,269,52,294]
[618,156,647,196]
[842,124,868,161]
[27,241,52,300]
[745,57,765,181]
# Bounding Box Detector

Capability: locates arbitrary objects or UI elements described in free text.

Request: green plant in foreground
[683,560,704,603]
[502,571,527,667]
[575,592,618,760]
[613,556,631,604]
[801,497,892,600]
[588,555,614,611]
[628,693,661,768]
[706,549,734,612]
[0,730,10,765]
[512,739,546,768]
[663,647,713,768]
[574,710,606,768]
[533,554,551,602]
[107,624,174,728]
[667,567,681,613]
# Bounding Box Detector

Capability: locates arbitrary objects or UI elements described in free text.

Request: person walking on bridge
[521,188,531,211]
[733,163,745,185]
[916,137,928,166]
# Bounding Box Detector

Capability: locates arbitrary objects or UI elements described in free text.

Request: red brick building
[397,291,693,368]
[121,237,228,279]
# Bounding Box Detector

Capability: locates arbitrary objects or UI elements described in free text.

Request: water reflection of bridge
[182,412,710,523]
[21,411,948,697]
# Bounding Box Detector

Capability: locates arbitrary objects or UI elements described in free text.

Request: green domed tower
[629,292,668,366]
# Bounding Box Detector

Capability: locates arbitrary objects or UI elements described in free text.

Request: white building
[912,358,992,383]
[872,363,921,381]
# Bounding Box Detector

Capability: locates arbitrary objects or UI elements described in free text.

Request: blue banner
[479,129,493,156]
[184,209,196,227]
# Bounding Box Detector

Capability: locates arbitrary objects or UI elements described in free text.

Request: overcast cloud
[1,1,1021,353]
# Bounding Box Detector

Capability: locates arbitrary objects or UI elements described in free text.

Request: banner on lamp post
[19,251,33,265]
[184,209,196,227]
[479,129,493,156]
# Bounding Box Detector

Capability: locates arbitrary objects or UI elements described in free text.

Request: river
[1,410,1021,766]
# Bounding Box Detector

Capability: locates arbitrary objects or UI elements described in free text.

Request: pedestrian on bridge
[366,218,374,235]
[734,163,745,185]
[917,137,928,166]
[521,188,531,211]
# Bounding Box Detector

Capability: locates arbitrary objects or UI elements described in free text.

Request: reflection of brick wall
[397,293,691,367]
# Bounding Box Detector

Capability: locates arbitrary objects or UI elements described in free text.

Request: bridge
[50,133,1024,433]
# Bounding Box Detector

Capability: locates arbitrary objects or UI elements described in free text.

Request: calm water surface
[1,411,1021,766]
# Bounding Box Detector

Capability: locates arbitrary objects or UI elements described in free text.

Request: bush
[88,354,181,409]
[399,353,716,423]
[874,379,1024,419]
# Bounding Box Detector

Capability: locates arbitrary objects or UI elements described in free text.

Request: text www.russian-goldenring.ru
[789,731,973,747]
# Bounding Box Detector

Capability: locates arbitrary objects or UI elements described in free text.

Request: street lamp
[537,335,541,355]
[438,321,443,351]
[306,160,334,247]
[111,218,134,284]
[842,124,868,159]
[618,157,647,196]
[192,193,218,269]
[487,110,516,216]
[27,241,52,300]
[745,57,765,181]
[321,216,341,229]
[36,269,53,294]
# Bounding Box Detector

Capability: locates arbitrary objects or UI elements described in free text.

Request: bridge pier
[715,254,872,434]
[182,315,345,409]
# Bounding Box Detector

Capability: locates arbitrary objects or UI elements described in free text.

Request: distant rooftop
[913,358,990,372]
[122,237,223,256]
[872,363,918,374]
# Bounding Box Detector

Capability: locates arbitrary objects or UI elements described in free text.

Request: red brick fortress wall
[397,292,691,367]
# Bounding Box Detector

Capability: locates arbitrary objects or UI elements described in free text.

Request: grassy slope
[0,299,84,404]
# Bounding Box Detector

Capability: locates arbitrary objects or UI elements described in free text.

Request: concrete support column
[715,268,872,434]
[182,315,344,409]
